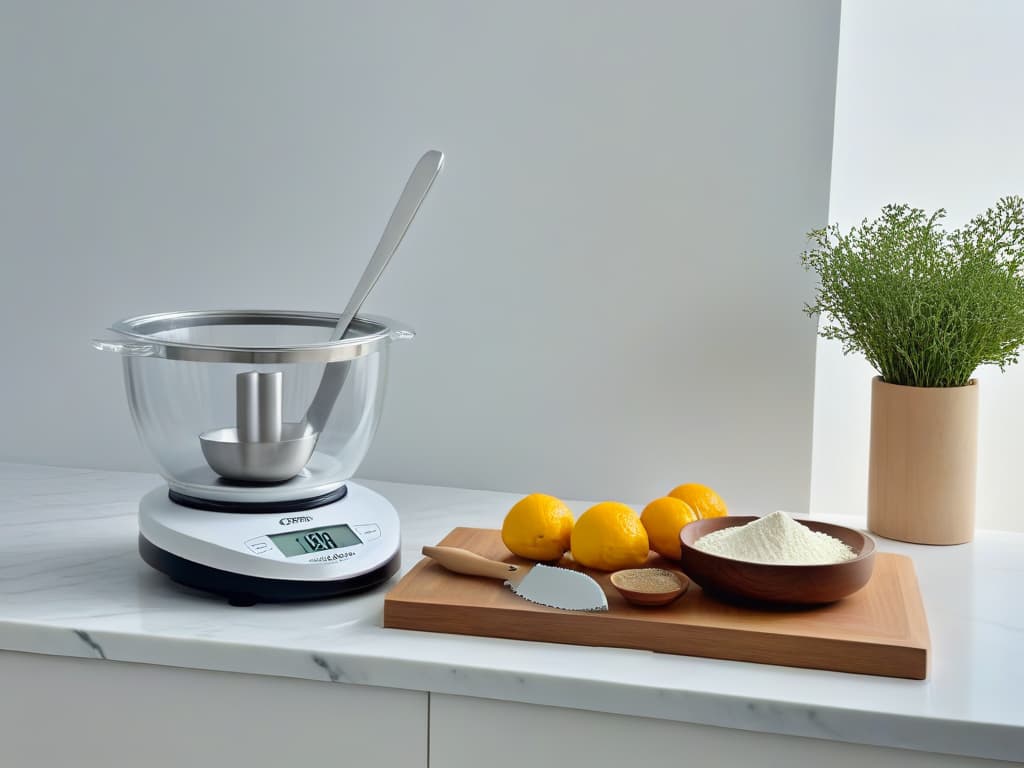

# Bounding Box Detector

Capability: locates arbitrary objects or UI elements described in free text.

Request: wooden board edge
[889,552,932,678]
[382,598,929,680]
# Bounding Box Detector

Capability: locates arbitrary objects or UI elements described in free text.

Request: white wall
[0,1,840,513]
[811,0,1024,531]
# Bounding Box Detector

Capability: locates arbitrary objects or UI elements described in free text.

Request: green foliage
[802,196,1024,387]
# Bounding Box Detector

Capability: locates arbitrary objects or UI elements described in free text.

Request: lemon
[668,483,728,519]
[640,497,699,560]
[570,502,649,571]
[501,493,575,561]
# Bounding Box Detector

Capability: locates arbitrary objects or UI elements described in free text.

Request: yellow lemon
[501,493,574,561]
[668,483,728,519]
[570,502,649,571]
[640,496,699,560]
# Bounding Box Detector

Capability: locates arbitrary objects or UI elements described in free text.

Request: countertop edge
[1,621,1019,763]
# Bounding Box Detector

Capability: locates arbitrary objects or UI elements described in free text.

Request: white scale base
[138,482,402,604]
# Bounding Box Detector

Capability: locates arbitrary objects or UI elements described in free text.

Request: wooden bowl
[678,516,876,606]
[610,568,689,606]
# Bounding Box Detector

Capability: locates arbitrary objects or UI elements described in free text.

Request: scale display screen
[269,524,361,557]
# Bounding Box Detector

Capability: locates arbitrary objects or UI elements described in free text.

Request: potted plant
[802,196,1024,544]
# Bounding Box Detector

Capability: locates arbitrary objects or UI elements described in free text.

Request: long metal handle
[330,150,445,341]
[305,150,444,435]
[422,546,522,582]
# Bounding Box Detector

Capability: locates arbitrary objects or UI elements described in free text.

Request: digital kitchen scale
[97,151,444,607]
[138,482,401,605]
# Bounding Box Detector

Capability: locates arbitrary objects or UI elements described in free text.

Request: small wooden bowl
[678,517,876,606]
[610,568,689,606]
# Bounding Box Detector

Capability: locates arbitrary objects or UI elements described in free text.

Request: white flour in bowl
[693,511,856,565]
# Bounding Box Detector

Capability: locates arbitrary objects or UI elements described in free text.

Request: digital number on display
[268,524,361,557]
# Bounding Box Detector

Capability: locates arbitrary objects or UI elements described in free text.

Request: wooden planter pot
[867,376,978,544]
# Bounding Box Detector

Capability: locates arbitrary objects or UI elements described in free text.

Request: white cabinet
[429,694,1018,768]
[2,652,1015,768]
[0,651,427,768]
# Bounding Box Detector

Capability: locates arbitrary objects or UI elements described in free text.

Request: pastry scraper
[421,546,609,612]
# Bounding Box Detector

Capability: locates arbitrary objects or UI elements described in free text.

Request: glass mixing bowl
[94,310,413,503]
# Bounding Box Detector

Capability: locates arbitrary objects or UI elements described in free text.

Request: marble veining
[0,463,1022,762]
[72,629,107,660]
[311,654,347,683]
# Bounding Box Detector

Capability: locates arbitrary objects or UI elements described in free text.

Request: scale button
[245,536,273,554]
[354,523,381,541]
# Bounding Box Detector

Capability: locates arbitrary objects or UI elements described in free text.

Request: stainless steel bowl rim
[108,309,413,363]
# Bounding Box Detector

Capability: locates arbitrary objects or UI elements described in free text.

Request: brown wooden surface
[383,527,931,679]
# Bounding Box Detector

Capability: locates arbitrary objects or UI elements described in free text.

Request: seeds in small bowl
[610,568,688,607]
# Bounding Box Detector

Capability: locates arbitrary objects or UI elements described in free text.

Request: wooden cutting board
[383,527,930,679]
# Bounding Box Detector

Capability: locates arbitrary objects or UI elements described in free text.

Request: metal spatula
[198,151,445,483]
[422,546,609,612]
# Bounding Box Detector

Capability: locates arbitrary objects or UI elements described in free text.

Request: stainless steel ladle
[199,150,445,483]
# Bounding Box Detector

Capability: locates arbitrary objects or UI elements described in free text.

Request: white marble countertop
[0,463,1021,762]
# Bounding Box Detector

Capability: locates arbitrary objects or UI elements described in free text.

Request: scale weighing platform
[138,482,401,605]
